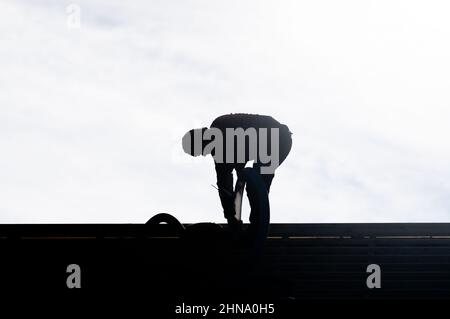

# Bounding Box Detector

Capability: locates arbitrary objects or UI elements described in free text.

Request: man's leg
[247,163,274,226]
[260,172,274,193]
[245,127,291,239]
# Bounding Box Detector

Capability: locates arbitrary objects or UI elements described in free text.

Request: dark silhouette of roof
[1,222,450,300]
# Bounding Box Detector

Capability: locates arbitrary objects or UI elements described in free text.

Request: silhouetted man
[182,113,292,230]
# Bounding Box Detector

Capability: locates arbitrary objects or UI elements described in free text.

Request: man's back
[210,113,290,167]
[211,113,282,131]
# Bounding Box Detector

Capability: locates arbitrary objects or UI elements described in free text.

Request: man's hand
[224,205,235,218]
[227,216,242,233]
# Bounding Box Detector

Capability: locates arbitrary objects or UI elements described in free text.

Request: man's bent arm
[215,163,235,219]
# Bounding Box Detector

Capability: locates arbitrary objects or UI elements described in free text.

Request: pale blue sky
[1,0,450,223]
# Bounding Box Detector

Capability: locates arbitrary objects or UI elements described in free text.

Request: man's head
[182,127,210,157]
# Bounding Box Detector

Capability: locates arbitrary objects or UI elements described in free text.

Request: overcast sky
[1,0,450,223]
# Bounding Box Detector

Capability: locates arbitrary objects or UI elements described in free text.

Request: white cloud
[1,0,449,223]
